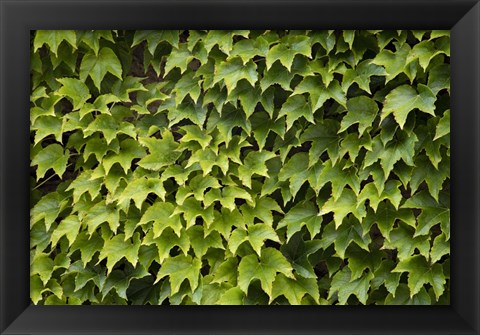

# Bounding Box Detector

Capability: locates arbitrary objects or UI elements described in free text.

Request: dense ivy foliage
[30,30,450,305]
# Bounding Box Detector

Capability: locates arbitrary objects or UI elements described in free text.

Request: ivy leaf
[428,64,450,95]
[69,231,104,265]
[156,255,202,294]
[172,198,215,228]
[143,229,189,263]
[393,255,446,300]
[260,61,294,92]
[217,287,245,305]
[341,60,386,94]
[240,197,283,227]
[80,47,123,90]
[179,125,212,150]
[292,77,346,110]
[213,58,258,94]
[132,30,179,53]
[434,110,450,140]
[300,120,341,167]
[84,114,128,145]
[187,226,224,258]
[328,268,373,305]
[79,30,115,55]
[271,274,319,304]
[31,253,54,285]
[320,189,366,228]
[364,131,418,179]
[266,35,311,71]
[102,139,146,174]
[250,111,285,151]
[382,84,436,129]
[278,153,309,198]
[238,151,276,189]
[138,202,183,238]
[33,30,76,55]
[356,180,402,212]
[316,160,361,201]
[406,40,445,70]
[339,96,379,136]
[66,171,102,202]
[117,177,166,209]
[31,144,69,181]
[382,223,430,261]
[278,95,314,131]
[402,191,450,238]
[172,71,202,105]
[50,215,81,247]
[238,248,294,298]
[83,200,120,235]
[277,202,322,242]
[430,233,450,263]
[228,224,280,256]
[229,37,269,65]
[56,78,91,110]
[280,233,322,278]
[97,233,141,274]
[319,218,370,259]
[371,42,410,83]
[137,132,181,171]
[364,202,415,241]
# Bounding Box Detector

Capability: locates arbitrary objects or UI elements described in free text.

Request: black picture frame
[1,0,479,334]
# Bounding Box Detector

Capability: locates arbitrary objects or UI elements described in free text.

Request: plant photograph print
[30,30,450,305]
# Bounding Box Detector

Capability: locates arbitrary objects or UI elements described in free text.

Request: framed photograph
[1,0,479,334]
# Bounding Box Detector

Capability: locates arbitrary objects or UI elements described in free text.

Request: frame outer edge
[1,0,5,333]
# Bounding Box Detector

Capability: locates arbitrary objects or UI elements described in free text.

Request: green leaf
[383,223,430,261]
[132,30,179,53]
[80,47,123,90]
[402,191,450,238]
[213,58,258,94]
[34,30,76,55]
[117,177,166,209]
[430,233,450,263]
[320,189,366,228]
[156,255,202,294]
[339,96,379,136]
[138,202,182,238]
[56,77,91,110]
[50,215,81,247]
[271,274,319,304]
[187,226,224,258]
[65,170,102,203]
[428,64,450,95]
[217,287,245,305]
[238,248,294,298]
[98,233,141,274]
[364,131,418,179]
[393,255,446,300]
[238,151,276,189]
[277,202,322,241]
[328,268,373,305]
[83,201,120,235]
[434,110,450,140]
[278,95,313,131]
[266,35,311,71]
[371,42,410,83]
[137,132,181,171]
[382,84,436,129]
[31,144,69,180]
[319,218,370,259]
[364,202,415,241]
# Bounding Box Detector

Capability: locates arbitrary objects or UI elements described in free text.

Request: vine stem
[33,163,72,190]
